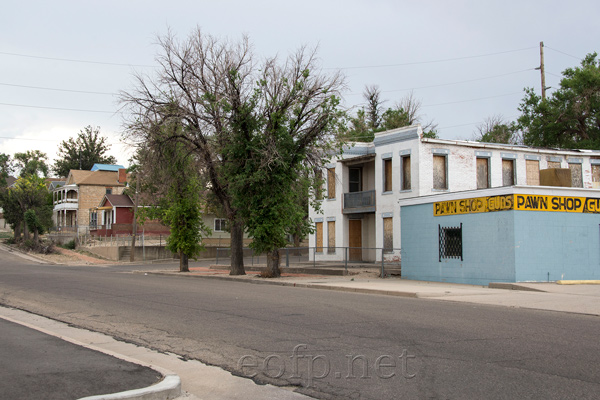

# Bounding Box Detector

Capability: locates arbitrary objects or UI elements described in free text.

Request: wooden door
[349,219,362,261]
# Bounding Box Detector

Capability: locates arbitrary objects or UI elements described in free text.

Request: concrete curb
[138,271,420,297]
[557,280,600,285]
[78,375,181,400]
[0,307,182,400]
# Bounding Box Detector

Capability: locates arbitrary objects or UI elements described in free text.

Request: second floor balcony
[343,190,376,214]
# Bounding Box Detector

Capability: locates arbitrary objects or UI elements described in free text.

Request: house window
[569,162,583,188]
[349,167,362,193]
[327,221,335,254]
[476,157,490,189]
[214,218,228,232]
[327,168,336,199]
[433,155,448,190]
[439,223,463,262]
[383,158,393,192]
[89,211,98,229]
[383,217,393,253]
[502,159,515,186]
[526,159,540,185]
[106,188,113,195]
[315,221,323,252]
[401,155,411,191]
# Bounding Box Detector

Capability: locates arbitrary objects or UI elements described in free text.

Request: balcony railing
[343,190,376,213]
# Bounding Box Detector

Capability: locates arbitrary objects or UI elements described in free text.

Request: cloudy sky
[1,0,599,175]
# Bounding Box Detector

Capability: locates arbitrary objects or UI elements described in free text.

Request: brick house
[53,169,127,233]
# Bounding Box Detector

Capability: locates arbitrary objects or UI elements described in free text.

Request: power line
[0,136,62,142]
[0,50,155,68]
[345,69,534,96]
[0,102,116,114]
[0,82,117,95]
[423,92,523,108]
[545,46,583,61]
[327,46,537,70]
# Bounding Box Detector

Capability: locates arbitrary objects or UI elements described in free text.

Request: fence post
[344,247,348,273]
[381,248,385,279]
[313,247,316,268]
[285,248,289,268]
[216,248,219,265]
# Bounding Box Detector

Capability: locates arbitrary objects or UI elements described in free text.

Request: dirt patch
[33,247,113,265]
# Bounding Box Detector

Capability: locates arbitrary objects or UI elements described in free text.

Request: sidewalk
[142,265,600,317]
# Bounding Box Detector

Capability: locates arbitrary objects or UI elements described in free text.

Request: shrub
[61,239,76,250]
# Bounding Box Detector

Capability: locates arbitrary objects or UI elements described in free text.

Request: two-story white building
[309,125,600,263]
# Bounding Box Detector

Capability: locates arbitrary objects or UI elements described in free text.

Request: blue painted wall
[514,211,600,281]
[401,203,600,284]
[401,204,516,285]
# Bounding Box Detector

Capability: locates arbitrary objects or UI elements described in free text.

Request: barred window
[214,218,228,232]
[439,223,463,262]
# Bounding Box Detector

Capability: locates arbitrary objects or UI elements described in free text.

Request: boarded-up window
[526,160,540,186]
[349,167,362,193]
[547,161,561,169]
[327,168,336,199]
[402,155,411,190]
[327,221,335,253]
[433,155,447,190]
[384,159,392,192]
[383,217,393,253]
[569,163,583,187]
[592,164,600,189]
[476,158,489,189]
[502,159,515,186]
[315,222,323,252]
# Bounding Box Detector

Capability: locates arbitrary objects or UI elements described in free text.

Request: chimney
[118,168,127,184]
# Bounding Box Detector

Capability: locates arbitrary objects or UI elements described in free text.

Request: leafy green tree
[0,175,52,242]
[14,150,48,178]
[53,126,117,177]
[517,52,600,149]
[0,153,13,187]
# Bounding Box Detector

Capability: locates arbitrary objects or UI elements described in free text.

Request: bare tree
[121,28,344,276]
[473,114,520,144]
[395,91,438,135]
[363,85,384,131]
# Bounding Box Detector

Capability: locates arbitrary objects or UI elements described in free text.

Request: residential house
[53,169,127,233]
[89,194,170,236]
[309,124,600,263]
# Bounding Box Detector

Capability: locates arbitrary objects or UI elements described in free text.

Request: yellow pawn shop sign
[434,194,600,216]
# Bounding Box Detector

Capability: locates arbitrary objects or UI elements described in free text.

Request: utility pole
[537,41,547,100]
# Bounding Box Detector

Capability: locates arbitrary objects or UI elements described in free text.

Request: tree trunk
[180,252,189,272]
[14,223,22,241]
[229,221,246,275]
[265,249,281,278]
[130,234,136,262]
[23,222,30,241]
[33,229,39,246]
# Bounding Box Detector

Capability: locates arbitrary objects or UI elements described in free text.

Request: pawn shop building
[399,186,600,285]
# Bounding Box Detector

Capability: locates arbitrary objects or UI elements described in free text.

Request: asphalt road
[0,252,599,399]
[0,318,161,400]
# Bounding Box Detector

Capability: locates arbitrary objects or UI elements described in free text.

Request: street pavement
[3,245,600,399]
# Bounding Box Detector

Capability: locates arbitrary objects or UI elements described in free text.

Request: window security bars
[439,223,463,262]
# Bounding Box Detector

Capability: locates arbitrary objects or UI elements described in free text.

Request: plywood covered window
[383,217,393,253]
[526,160,540,186]
[383,159,393,192]
[433,155,447,190]
[315,222,323,252]
[502,159,515,186]
[592,164,600,189]
[569,163,583,188]
[547,161,561,169]
[327,221,335,254]
[401,155,411,191]
[476,157,490,189]
[327,168,336,199]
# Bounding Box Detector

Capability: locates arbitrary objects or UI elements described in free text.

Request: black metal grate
[439,223,463,262]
